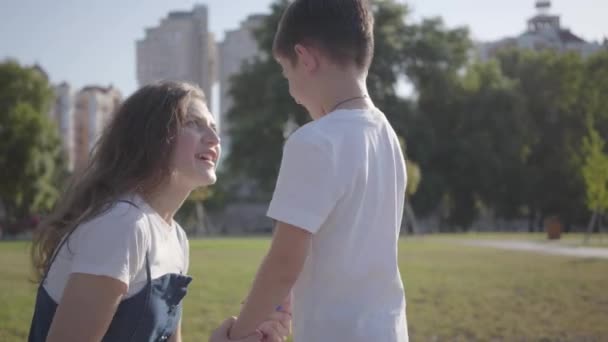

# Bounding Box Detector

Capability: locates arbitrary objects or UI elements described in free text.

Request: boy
[230,0,408,341]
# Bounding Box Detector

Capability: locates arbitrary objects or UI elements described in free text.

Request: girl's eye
[186,120,201,129]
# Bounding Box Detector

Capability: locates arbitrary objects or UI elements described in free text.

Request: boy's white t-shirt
[268,108,408,342]
[43,194,189,303]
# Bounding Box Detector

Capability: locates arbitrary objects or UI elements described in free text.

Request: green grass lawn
[1,235,607,341]
[443,232,608,247]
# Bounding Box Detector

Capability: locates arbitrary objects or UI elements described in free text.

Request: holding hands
[210,295,292,342]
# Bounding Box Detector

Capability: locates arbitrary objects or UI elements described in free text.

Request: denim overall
[28,224,192,341]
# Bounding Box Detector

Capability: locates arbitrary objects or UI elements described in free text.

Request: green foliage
[219,0,608,231]
[224,0,417,196]
[495,50,590,227]
[0,60,65,227]
[411,49,608,229]
[581,126,608,213]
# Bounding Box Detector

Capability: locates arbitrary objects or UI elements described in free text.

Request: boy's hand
[209,317,262,342]
[258,318,289,342]
[256,294,293,342]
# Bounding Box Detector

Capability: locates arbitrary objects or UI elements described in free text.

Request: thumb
[239,329,263,342]
[220,316,237,330]
[210,317,237,342]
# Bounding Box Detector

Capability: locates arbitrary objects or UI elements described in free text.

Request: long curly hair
[31,81,206,281]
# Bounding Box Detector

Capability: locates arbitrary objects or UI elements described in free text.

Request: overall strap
[127,251,152,342]
[144,249,151,283]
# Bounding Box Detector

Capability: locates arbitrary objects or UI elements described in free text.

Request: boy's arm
[229,221,311,339]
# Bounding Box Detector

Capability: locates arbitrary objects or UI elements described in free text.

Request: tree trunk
[4,201,15,232]
[563,218,572,233]
[402,199,418,235]
[599,212,605,244]
[594,211,602,234]
[528,208,536,233]
[537,212,546,233]
[194,201,206,236]
[584,210,598,244]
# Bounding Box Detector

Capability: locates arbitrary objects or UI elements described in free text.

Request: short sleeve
[267,129,342,234]
[70,203,149,287]
[177,225,190,274]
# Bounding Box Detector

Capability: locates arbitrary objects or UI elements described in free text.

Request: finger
[261,327,284,342]
[260,321,288,341]
[263,334,284,342]
[238,330,263,342]
[209,317,237,342]
[220,317,237,330]
[267,312,291,332]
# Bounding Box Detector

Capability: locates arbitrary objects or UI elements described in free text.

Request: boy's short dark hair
[273,0,374,70]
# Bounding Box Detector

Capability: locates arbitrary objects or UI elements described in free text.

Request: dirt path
[464,240,608,259]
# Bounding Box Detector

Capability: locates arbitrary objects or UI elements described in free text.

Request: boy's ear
[294,44,319,73]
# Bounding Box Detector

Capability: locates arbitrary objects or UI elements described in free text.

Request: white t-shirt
[43,194,189,303]
[268,108,408,342]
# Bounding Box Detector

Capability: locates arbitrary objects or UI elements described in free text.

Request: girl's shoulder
[88,199,146,224]
[73,198,152,244]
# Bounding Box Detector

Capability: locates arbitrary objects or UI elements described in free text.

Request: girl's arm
[169,319,182,342]
[46,273,127,342]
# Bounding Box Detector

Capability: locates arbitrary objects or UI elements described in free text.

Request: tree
[397,17,474,227]
[0,60,64,231]
[222,0,601,232]
[225,0,417,197]
[399,137,422,234]
[176,187,215,235]
[223,0,480,230]
[496,50,589,231]
[581,126,608,242]
[456,62,531,224]
[409,58,528,229]
[223,0,301,196]
[579,52,608,155]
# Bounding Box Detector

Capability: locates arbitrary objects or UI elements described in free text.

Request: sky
[1,0,606,98]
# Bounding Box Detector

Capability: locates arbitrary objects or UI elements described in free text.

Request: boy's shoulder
[286,119,332,149]
[285,108,389,150]
[289,108,372,137]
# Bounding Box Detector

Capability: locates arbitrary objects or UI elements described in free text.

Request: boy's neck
[314,69,373,119]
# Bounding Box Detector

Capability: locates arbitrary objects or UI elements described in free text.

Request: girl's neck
[139,182,191,226]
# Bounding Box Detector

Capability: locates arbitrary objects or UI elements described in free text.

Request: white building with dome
[477,0,607,61]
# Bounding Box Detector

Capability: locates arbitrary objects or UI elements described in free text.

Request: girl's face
[169,98,221,190]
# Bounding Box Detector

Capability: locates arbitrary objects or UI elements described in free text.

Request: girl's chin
[194,172,217,187]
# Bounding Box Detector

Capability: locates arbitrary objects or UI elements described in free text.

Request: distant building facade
[477,0,607,61]
[49,82,75,170]
[218,14,265,158]
[136,5,216,108]
[73,86,122,171]
[30,64,76,171]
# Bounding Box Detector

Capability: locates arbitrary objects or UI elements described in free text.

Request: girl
[28,81,288,342]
